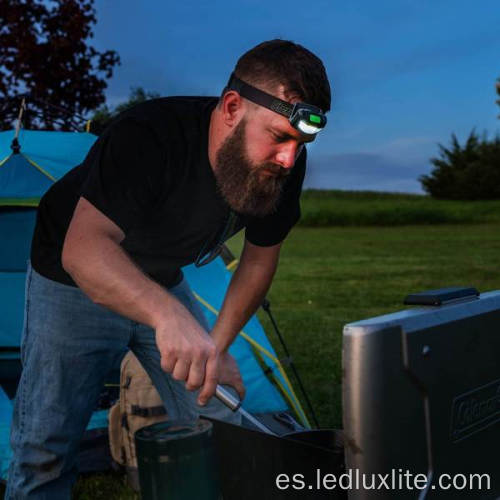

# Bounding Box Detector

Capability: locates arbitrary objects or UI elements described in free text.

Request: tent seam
[0,155,11,168]
[22,154,56,182]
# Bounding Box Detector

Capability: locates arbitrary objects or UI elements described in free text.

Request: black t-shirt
[30,96,306,288]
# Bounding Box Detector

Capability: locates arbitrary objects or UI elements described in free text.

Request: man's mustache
[255,163,290,179]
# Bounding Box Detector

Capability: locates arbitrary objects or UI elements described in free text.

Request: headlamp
[225,73,327,135]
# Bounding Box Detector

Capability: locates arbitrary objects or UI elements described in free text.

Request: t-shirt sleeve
[80,118,166,233]
[244,147,307,247]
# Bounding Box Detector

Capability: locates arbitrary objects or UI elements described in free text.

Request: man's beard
[213,118,289,217]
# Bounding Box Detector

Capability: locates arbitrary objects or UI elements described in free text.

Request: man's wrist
[211,328,231,353]
[148,288,180,329]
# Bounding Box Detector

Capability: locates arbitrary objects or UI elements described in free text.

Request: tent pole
[14,98,26,140]
[261,298,320,429]
[10,98,26,154]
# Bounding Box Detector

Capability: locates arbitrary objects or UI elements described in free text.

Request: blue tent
[0,128,308,479]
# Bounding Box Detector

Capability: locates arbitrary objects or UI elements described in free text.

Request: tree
[0,0,120,130]
[88,86,160,134]
[420,131,500,200]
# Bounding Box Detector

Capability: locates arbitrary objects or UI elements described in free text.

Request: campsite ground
[228,221,500,429]
[2,191,500,499]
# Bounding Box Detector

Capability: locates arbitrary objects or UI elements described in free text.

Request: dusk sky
[92,1,500,193]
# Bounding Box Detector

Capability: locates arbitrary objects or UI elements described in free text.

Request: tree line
[419,78,500,200]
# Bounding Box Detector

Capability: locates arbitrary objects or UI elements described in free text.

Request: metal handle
[215,385,242,412]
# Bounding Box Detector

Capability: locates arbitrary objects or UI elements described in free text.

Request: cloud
[304,152,433,193]
[371,135,438,161]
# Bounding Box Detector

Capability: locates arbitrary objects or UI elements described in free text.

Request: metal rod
[215,385,276,436]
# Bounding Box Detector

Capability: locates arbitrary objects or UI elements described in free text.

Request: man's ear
[221,90,245,127]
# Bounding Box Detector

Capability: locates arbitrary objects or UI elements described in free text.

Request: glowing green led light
[309,114,321,124]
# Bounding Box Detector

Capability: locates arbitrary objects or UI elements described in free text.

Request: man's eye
[272,134,287,143]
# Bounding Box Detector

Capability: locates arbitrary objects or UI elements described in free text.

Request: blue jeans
[6,263,240,499]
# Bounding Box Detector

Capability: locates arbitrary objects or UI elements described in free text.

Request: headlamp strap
[226,73,294,119]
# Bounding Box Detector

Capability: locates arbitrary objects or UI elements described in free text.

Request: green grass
[72,471,138,500]
[299,189,500,226]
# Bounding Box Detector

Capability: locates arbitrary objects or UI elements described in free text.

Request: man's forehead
[254,83,316,140]
[273,122,316,143]
[254,105,315,142]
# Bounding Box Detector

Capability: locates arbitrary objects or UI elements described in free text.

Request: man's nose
[275,143,300,169]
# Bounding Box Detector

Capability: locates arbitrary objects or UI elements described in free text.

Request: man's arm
[200,238,281,403]
[62,197,220,400]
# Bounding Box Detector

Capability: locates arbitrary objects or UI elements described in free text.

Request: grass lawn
[3,218,500,499]
[227,222,500,429]
[298,189,500,226]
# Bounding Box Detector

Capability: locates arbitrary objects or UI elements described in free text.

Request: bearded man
[6,39,331,498]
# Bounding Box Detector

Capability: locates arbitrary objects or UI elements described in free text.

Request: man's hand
[199,351,245,406]
[155,303,245,407]
[154,299,220,401]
